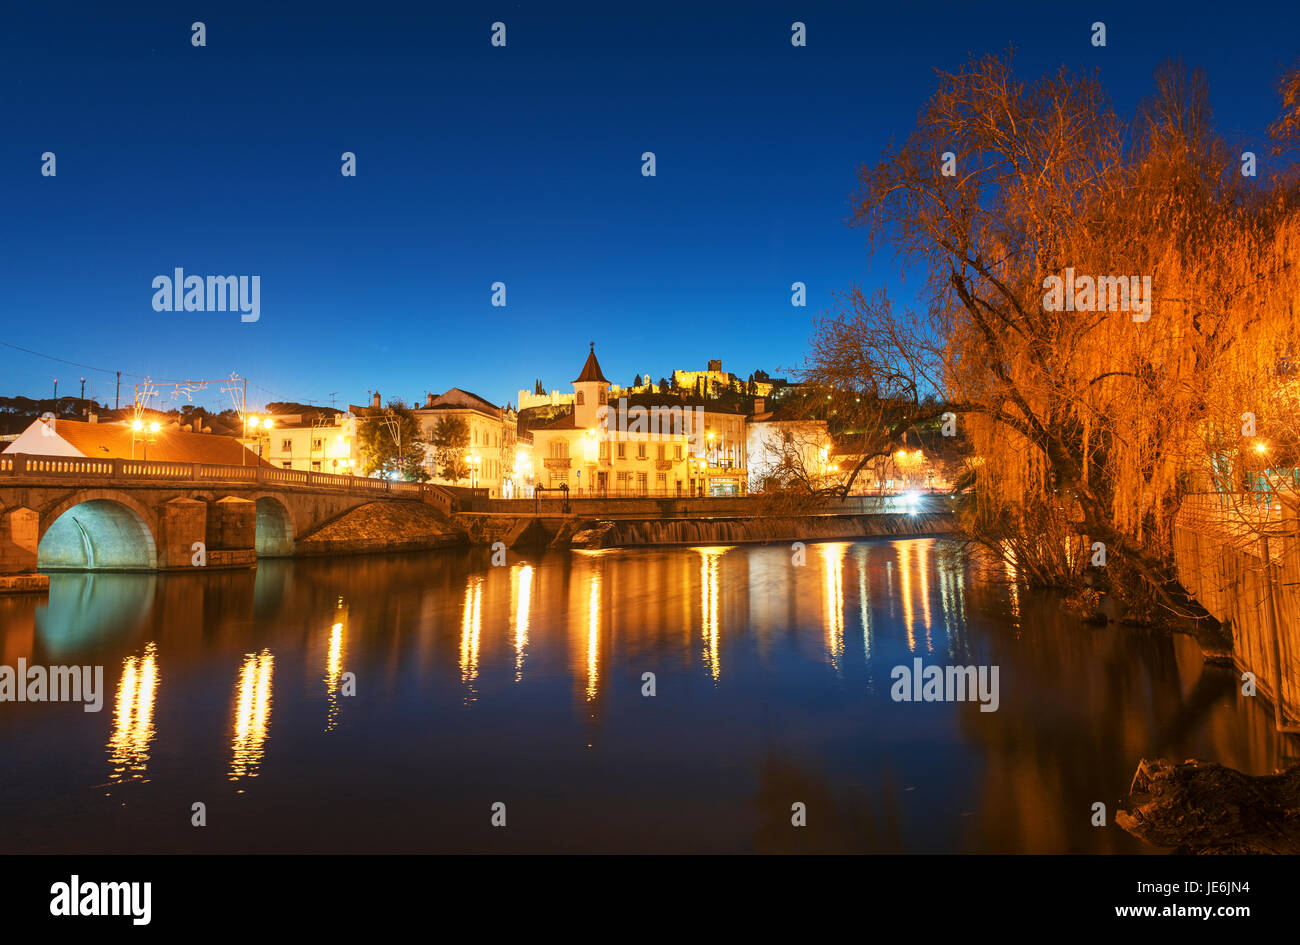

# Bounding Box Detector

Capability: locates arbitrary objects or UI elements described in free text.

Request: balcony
[542,457,571,470]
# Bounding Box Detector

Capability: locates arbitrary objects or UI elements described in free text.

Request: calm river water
[0,538,1290,853]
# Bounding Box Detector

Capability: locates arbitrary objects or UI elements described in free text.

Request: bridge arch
[254,495,295,556]
[38,492,158,570]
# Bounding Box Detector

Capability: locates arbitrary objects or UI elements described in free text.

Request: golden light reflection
[324,614,346,733]
[460,577,483,689]
[230,648,274,781]
[698,548,723,682]
[897,542,916,650]
[107,642,159,784]
[822,544,846,670]
[513,564,533,682]
[1002,546,1021,622]
[586,571,601,701]
[916,539,933,651]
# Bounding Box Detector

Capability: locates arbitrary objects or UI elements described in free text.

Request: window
[637,472,648,494]
[576,392,585,405]
[311,461,321,471]
[311,438,323,451]
[675,444,683,460]
[656,473,667,491]
[281,461,292,469]
[637,443,647,459]
[599,442,609,460]
[617,443,626,460]
[549,440,568,459]
[657,444,666,460]
[281,439,292,452]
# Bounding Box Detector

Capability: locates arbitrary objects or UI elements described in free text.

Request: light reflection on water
[106,642,158,785]
[230,649,273,782]
[0,538,1293,854]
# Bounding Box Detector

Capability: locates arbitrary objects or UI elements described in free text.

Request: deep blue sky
[1,1,1294,412]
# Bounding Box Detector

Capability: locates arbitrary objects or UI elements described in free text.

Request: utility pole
[115,371,121,410]
[80,377,85,400]
[52,378,57,403]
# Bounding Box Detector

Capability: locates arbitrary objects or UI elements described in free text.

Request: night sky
[1,1,1294,411]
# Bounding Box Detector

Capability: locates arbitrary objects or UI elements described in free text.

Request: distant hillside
[0,396,102,436]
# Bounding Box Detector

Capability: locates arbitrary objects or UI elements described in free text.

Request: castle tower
[572,343,610,430]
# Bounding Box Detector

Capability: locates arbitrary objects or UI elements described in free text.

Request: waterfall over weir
[568,512,955,549]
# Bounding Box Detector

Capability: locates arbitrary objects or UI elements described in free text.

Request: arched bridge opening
[39,499,157,571]
[255,496,295,557]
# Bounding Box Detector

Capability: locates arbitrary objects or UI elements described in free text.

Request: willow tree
[803,53,1300,615]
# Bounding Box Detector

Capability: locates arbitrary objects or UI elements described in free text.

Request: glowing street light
[131,416,160,460]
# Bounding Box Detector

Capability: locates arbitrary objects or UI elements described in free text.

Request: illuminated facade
[412,388,517,498]
[264,413,360,473]
[530,346,738,496]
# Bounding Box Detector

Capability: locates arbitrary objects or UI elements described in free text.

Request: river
[0,538,1289,853]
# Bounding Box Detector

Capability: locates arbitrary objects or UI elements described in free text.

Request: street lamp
[131,418,160,460]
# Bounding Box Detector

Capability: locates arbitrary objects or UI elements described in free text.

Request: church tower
[572,343,610,430]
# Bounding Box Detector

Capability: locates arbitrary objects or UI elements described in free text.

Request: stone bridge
[0,453,453,574]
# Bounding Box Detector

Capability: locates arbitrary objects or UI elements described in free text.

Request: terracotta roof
[423,388,501,415]
[42,419,270,466]
[573,345,610,384]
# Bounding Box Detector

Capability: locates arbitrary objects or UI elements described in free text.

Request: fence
[1173,492,1300,727]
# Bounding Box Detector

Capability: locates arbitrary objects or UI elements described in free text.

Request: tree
[802,52,1300,616]
[430,415,471,483]
[358,399,426,480]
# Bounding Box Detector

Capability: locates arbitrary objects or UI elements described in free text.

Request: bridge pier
[0,508,48,593]
[204,496,257,569]
[158,497,208,569]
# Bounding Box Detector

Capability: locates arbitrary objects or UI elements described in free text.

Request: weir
[568,512,955,549]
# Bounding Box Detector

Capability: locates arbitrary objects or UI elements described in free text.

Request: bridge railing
[0,452,453,514]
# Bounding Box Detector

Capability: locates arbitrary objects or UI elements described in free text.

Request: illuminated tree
[805,52,1300,615]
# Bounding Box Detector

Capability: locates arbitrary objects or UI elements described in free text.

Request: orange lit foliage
[815,53,1300,611]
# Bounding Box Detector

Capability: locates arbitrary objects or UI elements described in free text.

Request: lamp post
[132,419,161,461]
[243,415,274,463]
